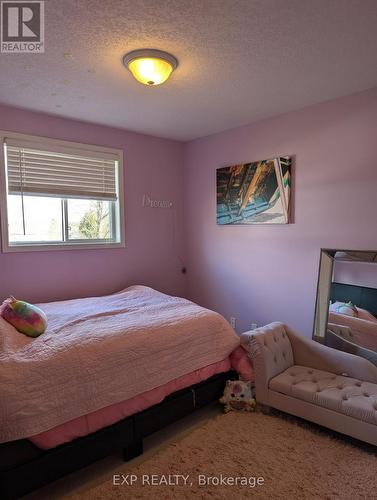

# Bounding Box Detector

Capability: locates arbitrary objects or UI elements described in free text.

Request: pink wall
[2,88,377,332]
[183,88,377,336]
[333,261,377,289]
[0,105,186,303]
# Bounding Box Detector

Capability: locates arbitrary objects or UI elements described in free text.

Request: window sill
[2,241,125,253]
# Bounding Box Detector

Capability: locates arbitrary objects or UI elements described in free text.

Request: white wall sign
[143,194,173,209]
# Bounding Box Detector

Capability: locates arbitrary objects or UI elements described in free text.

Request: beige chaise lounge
[241,322,377,446]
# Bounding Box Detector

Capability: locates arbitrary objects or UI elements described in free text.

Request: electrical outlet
[230,317,236,330]
[251,323,258,330]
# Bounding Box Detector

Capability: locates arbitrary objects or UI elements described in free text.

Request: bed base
[0,370,236,500]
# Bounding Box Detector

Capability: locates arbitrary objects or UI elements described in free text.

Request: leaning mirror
[313,249,377,366]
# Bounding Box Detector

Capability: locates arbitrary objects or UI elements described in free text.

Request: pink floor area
[30,346,252,449]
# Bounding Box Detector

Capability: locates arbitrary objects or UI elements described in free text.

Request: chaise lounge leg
[259,404,272,414]
[123,438,143,461]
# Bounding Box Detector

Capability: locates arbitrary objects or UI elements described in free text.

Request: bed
[330,282,377,318]
[328,282,377,352]
[328,311,377,352]
[0,286,251,499]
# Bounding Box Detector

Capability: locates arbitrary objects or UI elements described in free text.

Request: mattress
[328,311,377,351]
[0,286,241,443]
[30,347,252,449]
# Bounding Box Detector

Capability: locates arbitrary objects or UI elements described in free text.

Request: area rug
[72,411,376,499]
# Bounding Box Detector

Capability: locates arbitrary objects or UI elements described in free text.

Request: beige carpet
[72,411,376,500]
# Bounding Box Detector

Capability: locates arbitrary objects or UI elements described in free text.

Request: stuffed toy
[220,380,256,413]
[0,296,47,337]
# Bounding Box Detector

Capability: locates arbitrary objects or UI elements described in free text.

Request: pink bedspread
[328,311,377,351]
[0,286,240,443]
[30,346,252,449]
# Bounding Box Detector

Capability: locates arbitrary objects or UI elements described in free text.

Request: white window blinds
[5,138,118,201]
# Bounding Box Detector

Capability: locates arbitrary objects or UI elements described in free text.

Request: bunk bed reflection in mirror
[313,249,377,366]
[216,156,291,225]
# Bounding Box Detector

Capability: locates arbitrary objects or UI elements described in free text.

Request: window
[0,132,124,251]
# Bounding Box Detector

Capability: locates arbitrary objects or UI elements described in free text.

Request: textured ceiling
[1,0,377,141]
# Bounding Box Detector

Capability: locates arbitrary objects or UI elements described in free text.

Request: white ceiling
[1,0,377,141]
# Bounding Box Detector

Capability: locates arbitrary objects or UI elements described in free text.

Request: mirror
[313,249,377,366]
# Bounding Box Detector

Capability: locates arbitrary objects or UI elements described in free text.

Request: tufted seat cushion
[269,365,377,425]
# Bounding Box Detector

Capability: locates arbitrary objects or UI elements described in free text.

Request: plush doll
[220,380,256,413]
[0,296,47,337]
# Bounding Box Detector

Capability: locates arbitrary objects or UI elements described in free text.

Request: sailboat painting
[216,156,292,225]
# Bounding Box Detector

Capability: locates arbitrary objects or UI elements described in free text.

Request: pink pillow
[230,346,255,382]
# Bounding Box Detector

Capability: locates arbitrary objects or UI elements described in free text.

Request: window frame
[0,131,125,253]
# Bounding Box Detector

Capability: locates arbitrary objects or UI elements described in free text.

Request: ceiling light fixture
[123,49,178,86]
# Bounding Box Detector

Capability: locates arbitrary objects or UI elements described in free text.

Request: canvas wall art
[216,156,292,225]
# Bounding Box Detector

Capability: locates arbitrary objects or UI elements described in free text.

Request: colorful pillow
[0,296,47,337]
[329,301,358,317]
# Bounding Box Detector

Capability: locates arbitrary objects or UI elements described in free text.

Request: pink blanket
[0,286,240,443]
[328,311,377,351]
[30,348,252,449]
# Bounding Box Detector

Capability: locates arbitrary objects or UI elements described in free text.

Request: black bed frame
[0,370,236,500]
